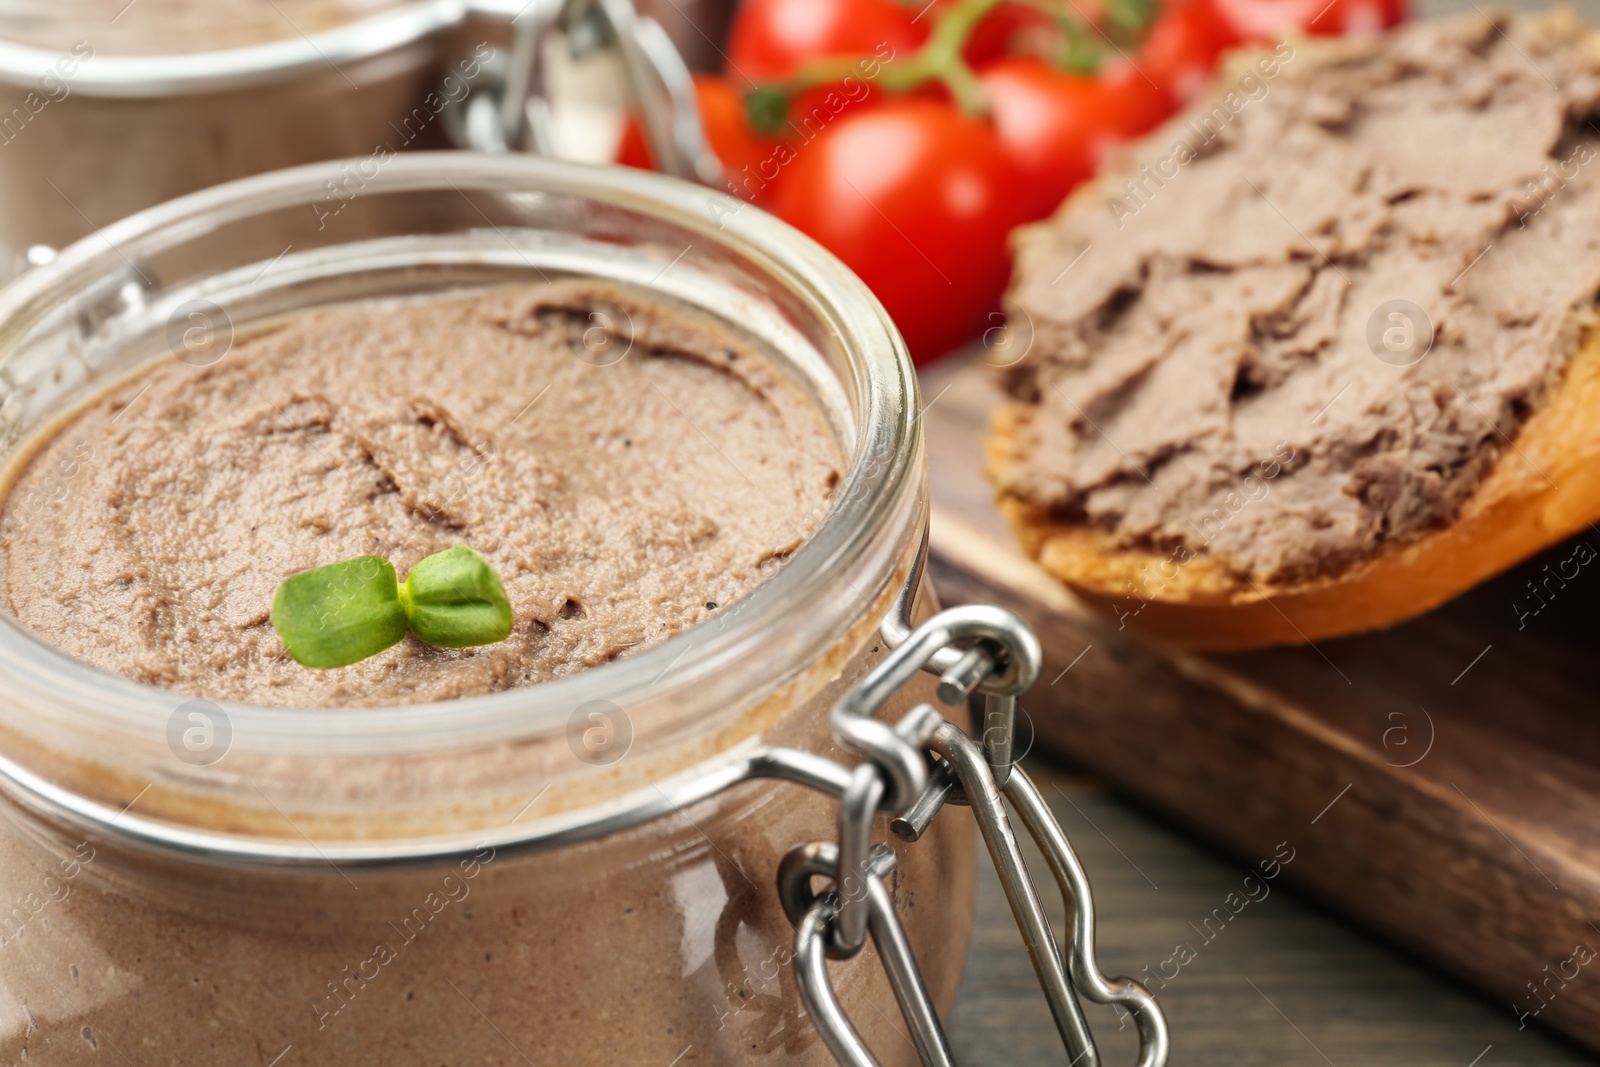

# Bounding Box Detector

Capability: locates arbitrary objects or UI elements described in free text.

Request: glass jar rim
[0,0,463,95]
[0,152,920,771]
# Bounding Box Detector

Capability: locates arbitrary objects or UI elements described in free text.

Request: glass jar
[0,0,740,277]
[0,0,464,276]
[0,154,974,1064]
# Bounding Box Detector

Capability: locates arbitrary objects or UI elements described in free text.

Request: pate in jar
[0,154,979,1064]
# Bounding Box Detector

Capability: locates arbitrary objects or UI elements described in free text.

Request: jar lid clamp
[776,537,1172,1067]
[448,0,723,186]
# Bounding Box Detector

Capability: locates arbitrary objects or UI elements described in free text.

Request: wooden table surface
[925,346,1600,1066]
[945,765,1594,1066]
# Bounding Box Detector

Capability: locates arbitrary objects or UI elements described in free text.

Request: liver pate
[999,10,1600,583]
[0,282,841,707]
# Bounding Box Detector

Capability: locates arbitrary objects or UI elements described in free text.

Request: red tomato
[616,75,788,203]
[727,0,927,82]
[1138,0,1242,104]
[980,59,1103,218]
[1096,61,1179,140]
[769,100,1024,363]
[981,57,1173,219]
[961,2,1056,67]
[1213,0,1405,38]
[925,0,1066,68]
[615,120,648,170]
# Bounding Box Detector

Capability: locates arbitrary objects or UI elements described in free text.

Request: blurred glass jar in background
[0,0,736,278]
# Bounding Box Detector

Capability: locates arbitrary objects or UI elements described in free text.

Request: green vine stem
[747,0,1159,130]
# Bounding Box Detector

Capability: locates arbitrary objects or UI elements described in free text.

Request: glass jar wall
[0,154,975,1064]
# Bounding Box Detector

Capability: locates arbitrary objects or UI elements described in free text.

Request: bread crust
[988,327,1600,649]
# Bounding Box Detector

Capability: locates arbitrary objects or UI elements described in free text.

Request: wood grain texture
[923,355,1600,1055]
[947,769,1595,1066]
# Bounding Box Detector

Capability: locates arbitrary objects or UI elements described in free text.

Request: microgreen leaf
[271,547,513,670]
[271,557,408,669]
[398,546,514,649]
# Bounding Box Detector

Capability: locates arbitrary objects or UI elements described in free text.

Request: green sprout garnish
[270,556,409,669]
[272,546,512,668]
[398,546,515,649]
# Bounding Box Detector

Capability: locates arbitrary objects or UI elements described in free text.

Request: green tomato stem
[906,0,1006,115]
[761,0,1117,124]
[765,0,1010,119]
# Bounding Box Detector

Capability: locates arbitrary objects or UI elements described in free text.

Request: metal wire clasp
[779,544,1170,1067]
[447,0,724,186]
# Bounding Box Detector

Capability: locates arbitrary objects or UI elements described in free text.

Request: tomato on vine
[616,75,790,202]
[981,56,1170,218]
[770,100,1027,362]
[727,0,928,82]
[939,1,1058,67]
[608,0,1415,363]
[1213,0,1406,39]
[1138,0,1242,104]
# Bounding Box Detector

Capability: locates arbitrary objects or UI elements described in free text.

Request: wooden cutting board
[920,355,1600,1052]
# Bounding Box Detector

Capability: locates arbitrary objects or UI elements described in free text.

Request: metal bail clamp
[447,0,724,186]
[780,540,1172,1067]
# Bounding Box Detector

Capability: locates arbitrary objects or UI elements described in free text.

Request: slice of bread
[986,11,1600,649]
[989,326,1600,649]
